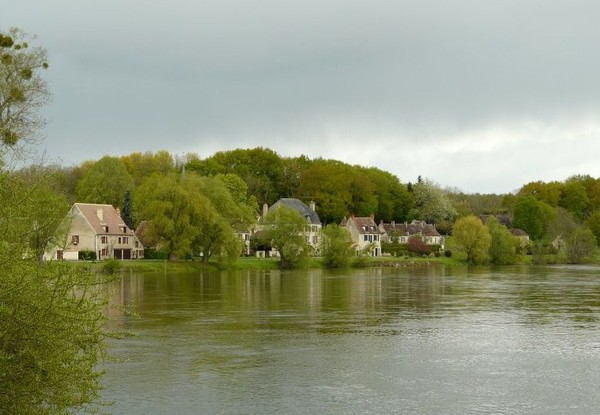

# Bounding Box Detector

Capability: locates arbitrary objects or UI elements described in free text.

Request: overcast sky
[4,0,600,193]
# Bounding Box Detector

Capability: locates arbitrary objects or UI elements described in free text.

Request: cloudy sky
[4,0,600,193]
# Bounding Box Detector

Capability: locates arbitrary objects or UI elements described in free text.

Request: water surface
[102,265,600,414]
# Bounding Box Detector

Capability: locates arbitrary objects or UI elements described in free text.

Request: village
[44,197,530,264]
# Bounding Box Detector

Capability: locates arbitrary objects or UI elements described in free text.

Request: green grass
[51,249,600,274]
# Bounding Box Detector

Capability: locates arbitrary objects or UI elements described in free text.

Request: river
[101,265,600,414]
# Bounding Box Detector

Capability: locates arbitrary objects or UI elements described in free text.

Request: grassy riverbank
[62,254,470,274]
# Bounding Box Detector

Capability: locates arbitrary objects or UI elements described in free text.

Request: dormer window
[102,226,108,233]
[72,235,79,245]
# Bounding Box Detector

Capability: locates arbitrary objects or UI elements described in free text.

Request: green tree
[263,205,310,269]
[120,150,175,186]
[585,210,600,244]
[512,196,555,241]
[409,178,457,225]
[549,208,597,263]
[121,190,134,229]
[518,180,563,207]
[321,224,353,268]
[452,215,491,265]
[187,175,244,263]
[296,159,353,223]
[486,217,519,265]
[1,29,109,413]
[134,173,203,258]
[0,28,49,146]
[76,156,134,207]
[559,180,589,221]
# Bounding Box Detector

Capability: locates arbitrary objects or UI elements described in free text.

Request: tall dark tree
[122,190,134,229]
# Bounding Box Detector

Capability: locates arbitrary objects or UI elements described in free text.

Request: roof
[510,228,529,237]
[74,203,132,235]
[382,220,441,237]
[345,216,384,234]
[269,198,322,225]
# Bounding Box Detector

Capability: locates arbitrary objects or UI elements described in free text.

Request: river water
[101,265,600,414]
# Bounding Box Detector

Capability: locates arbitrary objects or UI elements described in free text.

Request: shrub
[102,259,121,274]
[407,237,431,256]
[78,250,96,261]
[444,249,452,257]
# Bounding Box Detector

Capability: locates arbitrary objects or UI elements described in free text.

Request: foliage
[78,250,96,260]
[585,210,600,244]
[0,28,49,146]
[406,236,431,256]
[452,215,491,265]
[262,205,310,269]
[559,180,589,221]
[120,150,175,186]
[486,217,519,265]
[76,156,134,207]
[321,224,353,268]
[0,30,114,414]
[102,258,122,274]
[548,208,597,263]
[512,196,555,241]
[408,177,457,224]
[381,242,407,257]
[518,180,563,207]
[121,190,134,229]
[0,261,110,414]
[134,173,202,258]
[1,104,108,415]
[186,147,285,205]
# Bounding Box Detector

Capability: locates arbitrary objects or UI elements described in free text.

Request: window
[123,237,129,244]
[364,235,368,242]
[102,226,108,232]
[121,226,127,233]
[71,235,79,245]
[101,236,107,244]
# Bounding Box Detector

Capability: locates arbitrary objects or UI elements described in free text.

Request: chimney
[309,200,316,211]
[115,207,121,218]
[96,208,103,221]
[262,203,269,219]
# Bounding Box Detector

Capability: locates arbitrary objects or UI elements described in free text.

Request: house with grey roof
[44,203,144,261]
[257,198,322,254]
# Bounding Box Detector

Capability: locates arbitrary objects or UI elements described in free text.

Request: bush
[78,250,96,261]
[407,237,431,256]
[143,248,169,260]
[444,249,452,257]
[102,259,121,274]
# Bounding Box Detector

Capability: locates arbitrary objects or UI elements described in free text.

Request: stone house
[341,215,385,256]
[44,203,144,261]
[256,198,322,255]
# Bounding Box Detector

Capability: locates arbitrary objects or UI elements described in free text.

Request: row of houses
[46,199,528,261]
[254,198,446,258]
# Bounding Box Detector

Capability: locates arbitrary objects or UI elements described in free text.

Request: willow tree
[1,28,110,414]
[452,215,491,265]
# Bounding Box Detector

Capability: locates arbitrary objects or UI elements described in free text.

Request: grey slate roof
[270,198,322,225]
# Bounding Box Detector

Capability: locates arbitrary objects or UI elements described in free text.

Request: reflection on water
[102,265,600,415]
